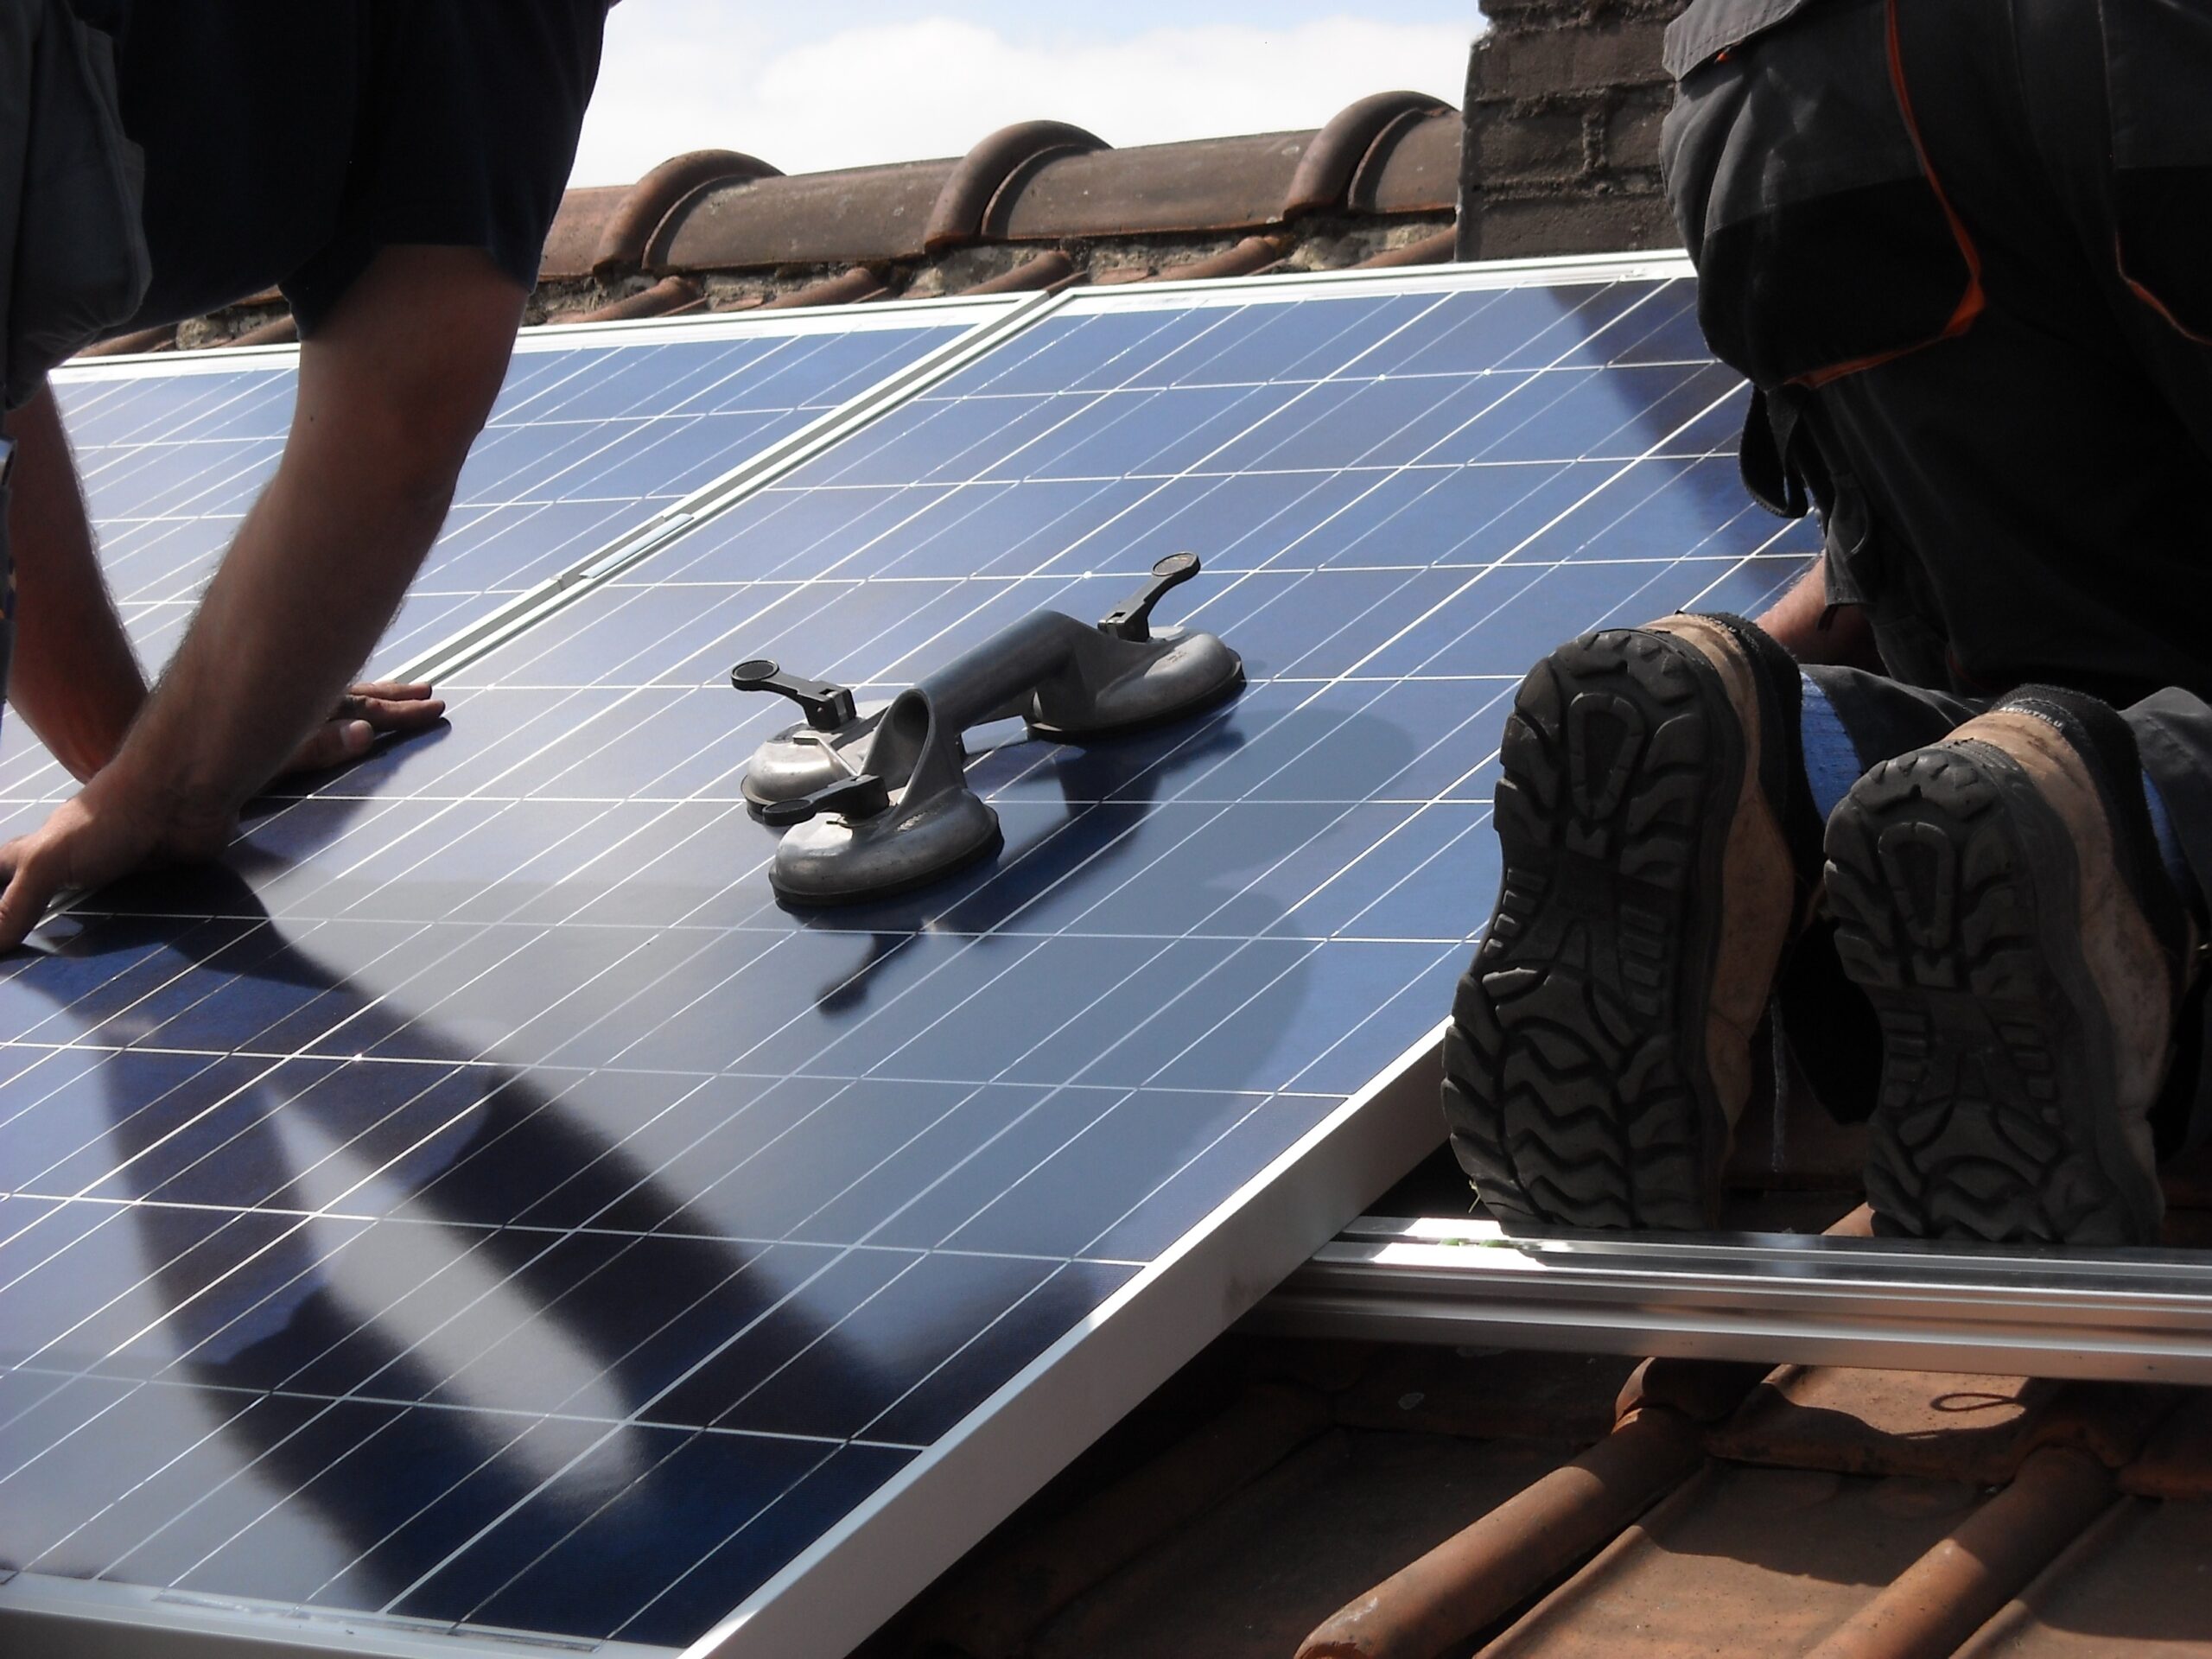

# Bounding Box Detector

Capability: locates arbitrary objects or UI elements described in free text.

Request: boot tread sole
[1824,745,2158,1246]
[1442,628,1740,1230]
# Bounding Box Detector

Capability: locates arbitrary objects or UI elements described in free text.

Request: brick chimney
[1456,0,1688,261]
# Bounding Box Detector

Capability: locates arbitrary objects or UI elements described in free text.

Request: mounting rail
[1245,1216,2212,1383]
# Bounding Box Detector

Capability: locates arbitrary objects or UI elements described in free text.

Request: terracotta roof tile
[950,247,1079,296]
[558,273,705,324]
[596,148,780,275]
[647,158,960,272]
[1711,1368,2178,1488]
[1286,92,1456,218]
[758,264,892,310]
[925,120,1110,254]
[537,181,628,282]
[226,312,297,348]
[1034,1431,1572,1659]
[1147,232,1291,283]
[1802,1447,2114,1659]
[1351,225,1463,270]
[1707,1368,2066,1485]
[1483,1462,1986,1657]
[1297,1406,1708,1659]
[997,130,1313,240]
[75,321,175,357]
[1953,1497,2212,1656]
[1354,108,1464,214]
[1614,1355,1777,1428]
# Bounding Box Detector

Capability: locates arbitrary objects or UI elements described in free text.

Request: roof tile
[1295,1407,1707,1659]
[1952,1497,2212,1656]
[925,120,1109,254]
[75,321,175,357]
[1707,1367,2063,1484]
[1802,1447,2114,1659]
[1355,110,1465,214]
[1481,1462,1983,1657]
[1033,1432,1572,1659]
[560,274,705,324]
[950,248,1079,296]
[1286,92,1455,218]
[1350,225,1461,270]
[1146,233,1290,283]
[996,130,1313,240]
[648,159,959,272]
[596,149,781,275]
[758,265,891,309]
[537,182,627,282]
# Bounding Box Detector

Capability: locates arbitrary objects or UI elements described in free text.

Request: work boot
[1444,614,1821,1230]
[1823,687,2196,1245]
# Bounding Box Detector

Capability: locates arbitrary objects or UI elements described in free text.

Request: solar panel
[0,256,1816,1657]
[0,303,1007,804]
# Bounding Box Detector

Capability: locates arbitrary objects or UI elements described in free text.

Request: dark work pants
[1659,0,2212,1147]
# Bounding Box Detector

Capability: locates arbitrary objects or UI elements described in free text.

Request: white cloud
[574,14,1474,185]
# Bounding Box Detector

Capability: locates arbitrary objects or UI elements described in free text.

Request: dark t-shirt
[97,1,608,335]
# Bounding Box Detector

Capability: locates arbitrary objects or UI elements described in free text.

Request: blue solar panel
[0,263,1815,1656]
[0,311,979,804]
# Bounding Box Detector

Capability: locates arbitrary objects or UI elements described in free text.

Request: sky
[573,3,1483,186]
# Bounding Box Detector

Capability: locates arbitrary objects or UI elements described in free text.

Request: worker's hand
[280,681,447,777]
[0,682,444,950]
[0,771,232,952]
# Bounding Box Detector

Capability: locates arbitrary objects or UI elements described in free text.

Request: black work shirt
[97,1,609,335]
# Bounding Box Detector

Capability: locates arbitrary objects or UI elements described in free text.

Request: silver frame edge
[681,1023,1449,1659]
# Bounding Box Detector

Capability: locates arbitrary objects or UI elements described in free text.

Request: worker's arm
[3,385,149,780]
[5,378,450,783]
[0,245,524,947]
[1754,555,1882,669]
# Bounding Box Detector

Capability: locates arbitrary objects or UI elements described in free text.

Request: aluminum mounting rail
[1245,1215,2212,1382]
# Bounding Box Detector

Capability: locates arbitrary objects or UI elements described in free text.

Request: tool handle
[1098,552,1201,643]
[757,771,891,827]
[731,658,857,732]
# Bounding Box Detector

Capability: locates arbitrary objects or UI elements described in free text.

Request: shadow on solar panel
[0,257,1807,1657]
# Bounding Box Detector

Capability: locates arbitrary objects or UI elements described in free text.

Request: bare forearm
[99,249,524,840]
[0,248,517,949]
[105,436,452,837]
[3,385,147,779]
[1753,555,1880,669]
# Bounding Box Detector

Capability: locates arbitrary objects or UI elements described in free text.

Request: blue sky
[575,3,1484,184]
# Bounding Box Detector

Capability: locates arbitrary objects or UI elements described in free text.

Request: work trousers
[1658,0,2212,1145]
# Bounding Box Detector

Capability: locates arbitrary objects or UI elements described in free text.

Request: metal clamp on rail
[731,553,1243,904]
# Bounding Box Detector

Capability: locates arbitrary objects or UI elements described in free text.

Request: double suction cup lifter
[731,554,1243,904]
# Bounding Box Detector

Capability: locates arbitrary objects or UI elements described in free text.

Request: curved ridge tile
[604,149,782,274]
[926,120,1110,254]
[1285,91,1455,219]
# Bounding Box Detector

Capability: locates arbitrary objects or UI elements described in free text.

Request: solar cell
[0,304,1003,804]
[0,257,1815,1656]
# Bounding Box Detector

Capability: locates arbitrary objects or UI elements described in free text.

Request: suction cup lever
[1099,552,1201,642]
[741,551,1242,905]
[731,657,856,732]
[757,772,891,828]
